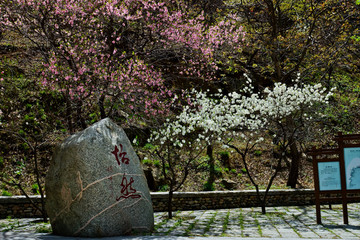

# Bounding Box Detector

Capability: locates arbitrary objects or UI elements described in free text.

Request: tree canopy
[0,0,359,203]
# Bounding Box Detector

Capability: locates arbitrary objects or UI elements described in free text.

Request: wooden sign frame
[311,132,360,224]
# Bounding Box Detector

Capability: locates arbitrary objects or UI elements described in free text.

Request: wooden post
[311,147,322,224]
[337,132,349,225]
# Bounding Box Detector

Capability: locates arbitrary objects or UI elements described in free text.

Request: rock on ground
[45,118,154,237]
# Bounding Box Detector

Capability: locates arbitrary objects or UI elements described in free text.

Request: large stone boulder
[45,118,154,237]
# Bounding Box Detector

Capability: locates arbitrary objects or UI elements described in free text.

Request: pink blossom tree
[0,0,245,131]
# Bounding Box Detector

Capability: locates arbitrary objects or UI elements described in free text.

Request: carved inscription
[110,144,141,201]
[111,144,129,166]
[116,173,141,201]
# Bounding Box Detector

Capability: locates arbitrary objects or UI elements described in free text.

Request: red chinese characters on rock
[110,144,141,201]
[116,173,141,201]
[111,144,129,166]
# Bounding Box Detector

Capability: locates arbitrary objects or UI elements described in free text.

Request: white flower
[148,74,333,157]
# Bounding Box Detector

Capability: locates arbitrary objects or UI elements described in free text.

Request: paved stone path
[1,203,359,239]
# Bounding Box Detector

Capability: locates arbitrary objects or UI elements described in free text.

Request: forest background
[0,0,359,216]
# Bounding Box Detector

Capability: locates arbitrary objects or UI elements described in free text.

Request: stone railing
[2,189,356,219]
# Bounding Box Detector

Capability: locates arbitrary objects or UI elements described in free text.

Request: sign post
[311,132,360,224]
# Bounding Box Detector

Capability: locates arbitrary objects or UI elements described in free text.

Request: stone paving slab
[0,203,359,239]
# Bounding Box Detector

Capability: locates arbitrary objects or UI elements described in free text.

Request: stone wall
[151,189,316,211]
[0,196,44,218]
[0,189,351,219]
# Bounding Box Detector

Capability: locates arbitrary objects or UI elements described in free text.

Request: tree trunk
[65,94,74,133]
[285,116,301,189]
[33,144,47,222]
[261,203,266,214]
[98,94,106,119]
[76,100,87,129]
[287,140,300,188]
[168,189,174,219]
[261,151,284,214]
[206,145,215,191]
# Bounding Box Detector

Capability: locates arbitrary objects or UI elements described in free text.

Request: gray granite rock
[45,118,154,237]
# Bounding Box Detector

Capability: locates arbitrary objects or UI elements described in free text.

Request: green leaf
[356,0,360,5]
[351,35,360,41]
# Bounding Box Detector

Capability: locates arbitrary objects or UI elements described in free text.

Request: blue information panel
[318,161,341,191]
[344,148,360,190]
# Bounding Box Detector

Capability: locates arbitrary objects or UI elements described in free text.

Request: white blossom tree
[226,75,334,213]
[149,73,334,214]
